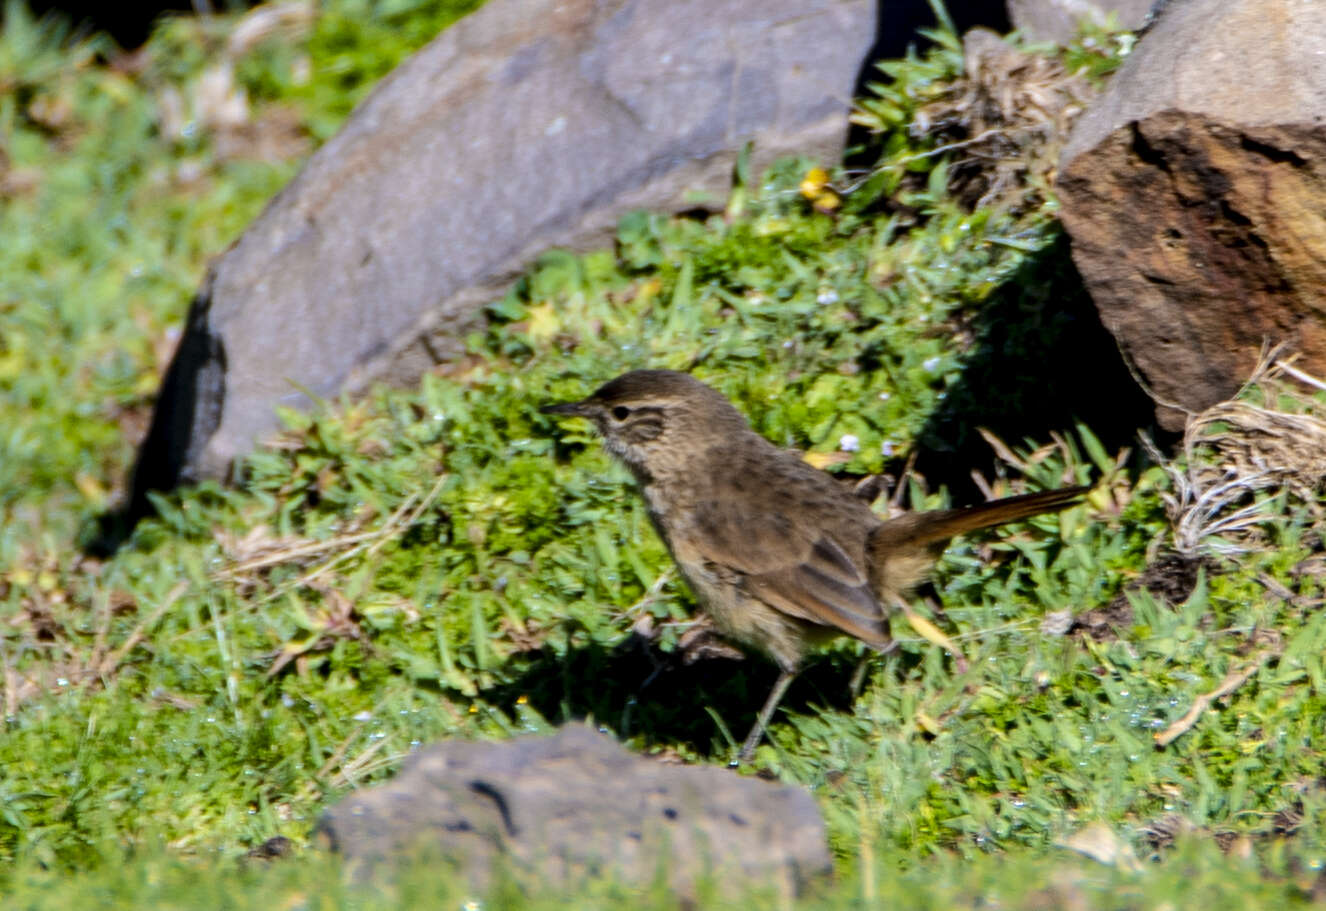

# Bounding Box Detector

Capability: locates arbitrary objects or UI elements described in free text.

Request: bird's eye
[611,406,631,421]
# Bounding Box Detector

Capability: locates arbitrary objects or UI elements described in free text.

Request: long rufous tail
[867,485,1089,596]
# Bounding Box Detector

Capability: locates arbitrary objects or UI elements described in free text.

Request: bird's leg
[849,636,898,699]
[848,655,871,699]
[738,669,798,762]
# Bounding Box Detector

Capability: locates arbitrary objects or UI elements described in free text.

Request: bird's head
[541,369,749,478]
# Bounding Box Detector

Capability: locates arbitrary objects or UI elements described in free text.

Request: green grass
[4,837,1320,909]
[1,1,1323,906]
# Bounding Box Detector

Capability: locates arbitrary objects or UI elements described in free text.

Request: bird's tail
[867,485,1089,596]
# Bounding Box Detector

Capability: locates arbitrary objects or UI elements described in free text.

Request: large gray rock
[316,726,830,898]
[1056,0,1326,430]
[130,0,874,509]
[1007,0,1154,44]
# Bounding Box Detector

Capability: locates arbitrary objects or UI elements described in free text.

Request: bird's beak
[540,399,596,418]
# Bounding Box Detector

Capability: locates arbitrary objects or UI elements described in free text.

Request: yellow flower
[799,166,830,199]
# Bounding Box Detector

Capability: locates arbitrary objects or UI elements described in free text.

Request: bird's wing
[692,503,891,649]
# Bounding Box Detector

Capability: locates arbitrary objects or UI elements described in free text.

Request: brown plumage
[543,369,1086,760]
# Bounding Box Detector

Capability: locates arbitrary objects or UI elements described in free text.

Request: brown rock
[1055,0,1326,430]
[315,726,830,898]
[1007,0,1154,45]
[130,0,875,508]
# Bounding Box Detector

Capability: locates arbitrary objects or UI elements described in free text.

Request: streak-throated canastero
[543,369,1085,760]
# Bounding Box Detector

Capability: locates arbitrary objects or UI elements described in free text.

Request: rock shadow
[905,233,1164,501]
[82,287,226,557]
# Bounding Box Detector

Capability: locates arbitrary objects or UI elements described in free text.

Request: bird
[542,369,1086,761]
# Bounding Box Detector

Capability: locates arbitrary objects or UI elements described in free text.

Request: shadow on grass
[906,233,1165,501]
[477,633,890,759]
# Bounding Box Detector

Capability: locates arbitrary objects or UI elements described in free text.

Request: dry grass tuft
[912,28,1096,209]
[1145,346,1326,557]
[214,472,448,598]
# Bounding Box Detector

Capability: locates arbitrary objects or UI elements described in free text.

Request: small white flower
[881,440,896,457]
[878,392,891,401]
[922,356,942,372]
[352,710,373,722]
[839,434,860,452]
[816,289,839,305]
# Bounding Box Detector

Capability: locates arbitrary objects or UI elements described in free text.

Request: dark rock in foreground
[316,726,831,898]
[131,0,875,510]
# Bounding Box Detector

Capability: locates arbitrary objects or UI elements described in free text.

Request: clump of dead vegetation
[917,28,1096,209]
[849,25,1101,216]
[1145,346,1326,559]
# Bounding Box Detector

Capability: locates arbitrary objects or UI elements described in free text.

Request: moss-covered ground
[1,1,1323,906]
